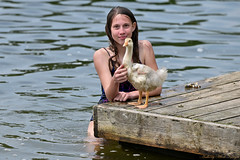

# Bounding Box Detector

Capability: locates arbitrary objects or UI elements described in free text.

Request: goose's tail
[157,67,168,85]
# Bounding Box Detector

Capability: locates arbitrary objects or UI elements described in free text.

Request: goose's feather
[128,63,167,92]
[123,38,167,93]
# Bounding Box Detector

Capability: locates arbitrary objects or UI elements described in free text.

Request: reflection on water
[1,59,93,77]
[0,0,240,159]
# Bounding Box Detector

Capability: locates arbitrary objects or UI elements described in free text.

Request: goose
[122,38,167,109]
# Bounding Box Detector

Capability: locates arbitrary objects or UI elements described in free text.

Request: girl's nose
[119,26,125,34]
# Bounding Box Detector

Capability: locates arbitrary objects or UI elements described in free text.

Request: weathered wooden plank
[150,89,240,115]
[147,81,240,113]
[94,105,240,158]
[217,116,240,126]
[205,71,240,85]
[159,71,240,99]
[187,99,240,119]
[196,106,240,123]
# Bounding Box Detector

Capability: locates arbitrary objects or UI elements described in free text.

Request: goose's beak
[123,40,128,47]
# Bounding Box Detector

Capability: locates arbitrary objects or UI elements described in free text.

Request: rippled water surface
[0,0,239,159]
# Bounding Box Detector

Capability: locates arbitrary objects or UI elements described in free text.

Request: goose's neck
[122,45,133,68]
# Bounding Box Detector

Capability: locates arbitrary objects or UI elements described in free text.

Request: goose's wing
[129,63,157,90]
[132,64,156,84]
[132,63,153,75]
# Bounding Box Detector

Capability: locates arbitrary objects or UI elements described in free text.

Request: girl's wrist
[128,91,139,100]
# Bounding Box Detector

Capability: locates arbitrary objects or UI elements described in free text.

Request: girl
[88,6,162,136]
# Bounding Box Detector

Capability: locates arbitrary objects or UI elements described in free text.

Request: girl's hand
[112,64,128,84]
[113,92,129,102]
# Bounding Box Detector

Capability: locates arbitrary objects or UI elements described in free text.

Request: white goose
[123,38,167,109]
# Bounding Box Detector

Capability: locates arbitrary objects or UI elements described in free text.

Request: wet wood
[93,71,240,158]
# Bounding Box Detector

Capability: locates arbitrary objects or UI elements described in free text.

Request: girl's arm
[93,48,129,101]
[139,40,162,97]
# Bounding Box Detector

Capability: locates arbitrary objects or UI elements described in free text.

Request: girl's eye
[113,25,120,29]
[112,24,130,30]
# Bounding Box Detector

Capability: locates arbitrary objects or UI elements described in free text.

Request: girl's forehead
[111,14,132,24]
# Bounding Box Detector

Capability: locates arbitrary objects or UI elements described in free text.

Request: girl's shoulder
[93,47,110,59]
[139,40,153,49]
[138,40,155,64]
[94,48,106,56]
[93,48,108,66]
[94,47,114,57]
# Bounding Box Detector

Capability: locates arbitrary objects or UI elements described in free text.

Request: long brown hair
[105,6,140,71]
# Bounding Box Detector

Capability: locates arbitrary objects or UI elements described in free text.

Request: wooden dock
[93,71,240,158]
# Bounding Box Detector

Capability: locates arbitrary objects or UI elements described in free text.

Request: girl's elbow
[108,98,114,102]
[158,86,163,95]
[151,86,162,96]
[106,95,113,102]
[106,93,116,102]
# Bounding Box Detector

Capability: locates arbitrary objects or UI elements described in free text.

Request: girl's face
[111,14,136,46]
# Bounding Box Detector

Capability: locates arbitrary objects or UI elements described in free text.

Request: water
[0,0,239,159]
